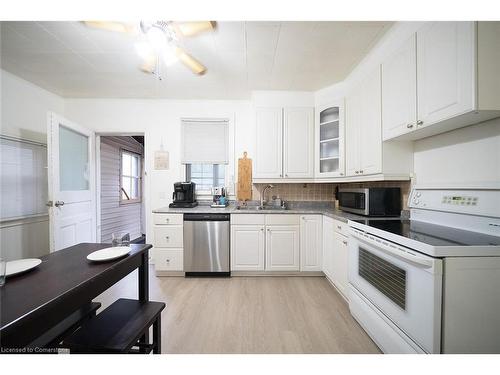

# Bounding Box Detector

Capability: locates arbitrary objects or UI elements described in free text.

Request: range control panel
[441,195,478,206]
[408,188,499,217]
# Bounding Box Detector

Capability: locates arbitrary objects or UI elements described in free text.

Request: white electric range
[347,187,500,354]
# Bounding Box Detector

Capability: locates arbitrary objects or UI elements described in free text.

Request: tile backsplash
[252,180,411,209]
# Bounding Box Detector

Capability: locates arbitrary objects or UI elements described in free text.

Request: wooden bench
[63,298,165,354]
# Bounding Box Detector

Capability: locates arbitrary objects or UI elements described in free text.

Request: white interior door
[47,112,96,252]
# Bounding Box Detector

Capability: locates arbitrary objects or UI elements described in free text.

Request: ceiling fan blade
[174,21,216,37]
[140,56,157,74]
[83,21,137,34]
[175,47,207,75]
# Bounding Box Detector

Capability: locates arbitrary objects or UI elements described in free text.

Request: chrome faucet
[260,184,274,209]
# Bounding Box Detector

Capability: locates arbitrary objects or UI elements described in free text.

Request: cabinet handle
[417,120,424,126]
[261,228,264,232]
[340,172,344,176]
[280,174,282,177]
[359,170,363,174]
[406,123,414,129]
[355,171,359,174]
[337,225,342,230]
[165,236,169,240]
[285,174,288,178]
[343,240,348,245]
[166,259,170,263]
[166,218,170,223]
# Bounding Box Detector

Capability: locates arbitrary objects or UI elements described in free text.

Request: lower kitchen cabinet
[322,216,335,280]
[265,225,300,271]
[231,225,265,271]
[300,215,323,271]
[332,231,349,298]
[322,216,349,300]
[154,249,184,271]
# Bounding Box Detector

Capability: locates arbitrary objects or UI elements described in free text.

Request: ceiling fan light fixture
[163,45,178,66]
[146,26,167,52]
[134,41,154,61]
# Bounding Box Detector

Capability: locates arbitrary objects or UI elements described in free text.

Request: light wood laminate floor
[96,267,380,354]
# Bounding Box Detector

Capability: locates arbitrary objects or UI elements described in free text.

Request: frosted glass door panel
[320,140,339,159]
[59,125,89,191]
[320,159,339,173]
[320,107,339,123]
[320,122,339,140]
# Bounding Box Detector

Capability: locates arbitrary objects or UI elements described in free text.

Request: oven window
[358,248,407,310]
[339,192,365,209]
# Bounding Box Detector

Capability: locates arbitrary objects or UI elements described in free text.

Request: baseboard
[155,271,185,277]
[231,271,325,277]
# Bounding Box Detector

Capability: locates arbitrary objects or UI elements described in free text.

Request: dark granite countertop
[152,201,373,223]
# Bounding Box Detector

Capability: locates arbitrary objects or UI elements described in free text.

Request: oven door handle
[351,229,435,268]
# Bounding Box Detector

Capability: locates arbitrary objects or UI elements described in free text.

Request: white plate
[87,246,131,262]
[6,258,42,277]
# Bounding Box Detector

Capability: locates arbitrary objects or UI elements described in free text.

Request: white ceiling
[0,21,392,99]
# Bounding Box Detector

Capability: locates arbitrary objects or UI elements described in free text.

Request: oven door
[349,228,443,353]
[338,189,369,215]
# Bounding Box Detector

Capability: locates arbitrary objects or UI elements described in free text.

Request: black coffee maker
[169,182,198,208]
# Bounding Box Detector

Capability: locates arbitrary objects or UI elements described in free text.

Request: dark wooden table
[0,243,151,349]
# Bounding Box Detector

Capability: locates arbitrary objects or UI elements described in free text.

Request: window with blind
[181,118,229,194]
[0,136,48,220]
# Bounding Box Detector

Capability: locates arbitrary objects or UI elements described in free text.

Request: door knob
[406,123,414,129]
[417,120,424,126]
[54,201,65,207]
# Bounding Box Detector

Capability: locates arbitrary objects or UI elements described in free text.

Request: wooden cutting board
[237,152,252,201]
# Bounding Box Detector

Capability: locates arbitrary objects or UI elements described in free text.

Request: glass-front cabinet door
[315,100,345,178]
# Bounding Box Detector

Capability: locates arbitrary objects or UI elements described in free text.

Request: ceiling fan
[84,21,216,79]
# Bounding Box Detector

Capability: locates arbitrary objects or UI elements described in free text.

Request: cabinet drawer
[153,213,183,225]
[153,226,183,248]
[333,219,349,237]
[154,249,183,271]
[231,214,265,225]
[265,214,300,225]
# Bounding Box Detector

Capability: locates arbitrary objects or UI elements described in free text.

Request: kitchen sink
[235,205,289,211]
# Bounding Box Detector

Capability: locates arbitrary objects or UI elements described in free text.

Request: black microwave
[337,188,401,216]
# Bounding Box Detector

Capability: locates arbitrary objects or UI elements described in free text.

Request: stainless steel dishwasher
[183,213,230,276]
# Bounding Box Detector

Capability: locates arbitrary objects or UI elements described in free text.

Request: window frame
[119,148,142,205]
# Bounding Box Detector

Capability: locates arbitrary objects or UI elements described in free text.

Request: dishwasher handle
[184,213,230,221]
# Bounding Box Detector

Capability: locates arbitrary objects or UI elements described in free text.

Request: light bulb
[163,45,177,66]
[134,42,154,60]
[146,26,166,52]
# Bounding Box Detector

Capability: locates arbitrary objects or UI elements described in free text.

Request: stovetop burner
[353,219,500,247]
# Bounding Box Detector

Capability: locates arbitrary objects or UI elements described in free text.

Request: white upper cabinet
[382,21,500,141]
[417,22,475,127]
[254,106,314,181]
[315,101,345,178]
[359,68,383,175]
[283,107,314,178]
[254,107,283,179]
[346,67,383,177]
[382,34,418,140]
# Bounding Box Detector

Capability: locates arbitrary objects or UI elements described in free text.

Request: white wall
[413,118,500,188]
[0,70,65,260]
[64,98,255,244]
[1,70,64,143]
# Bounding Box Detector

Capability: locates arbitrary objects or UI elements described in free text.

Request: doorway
[97,134,146,244]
